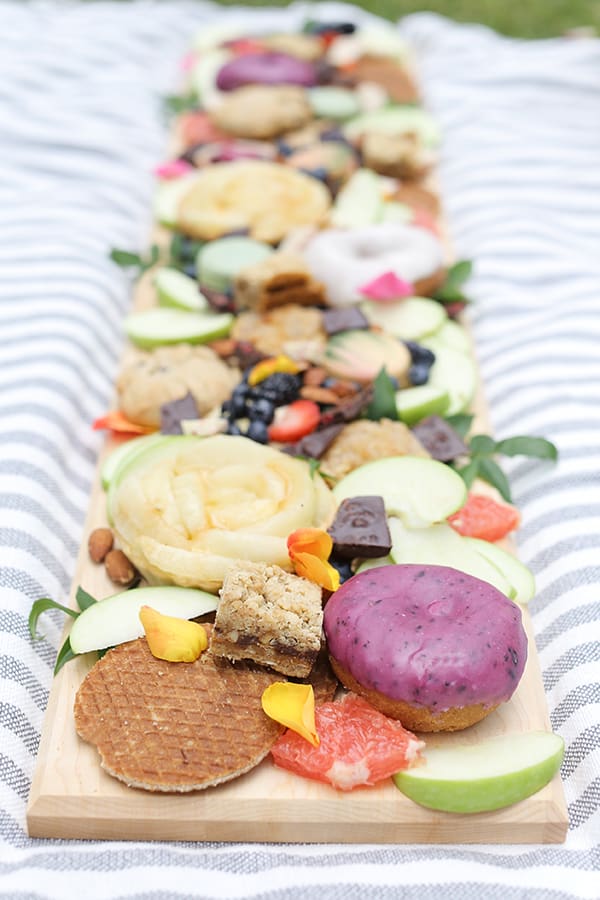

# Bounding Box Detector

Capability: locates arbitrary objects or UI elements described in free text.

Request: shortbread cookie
[212,85,314,139]
[319,418,429,480]
[117,344,240,428]
[234,251,326,312]
[361,131,435,181]
[231,303,326,358]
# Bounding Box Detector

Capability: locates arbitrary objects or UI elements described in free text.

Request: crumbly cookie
[263,33,324,61]
[234,251,326,313]
[361,131,435,181]
[231,303,326,359]
[117,344,240,428]
[351,55,420,104]
[212,84,313,140]
[319,418,429,480]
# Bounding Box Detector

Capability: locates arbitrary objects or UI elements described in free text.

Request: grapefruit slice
[448,492,521,542]
[271,693,424,791]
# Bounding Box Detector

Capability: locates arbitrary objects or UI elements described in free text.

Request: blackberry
[255,372,301,405]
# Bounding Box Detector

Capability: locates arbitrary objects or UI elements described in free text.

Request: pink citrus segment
[448,492,521,542]
[271,693,424,791]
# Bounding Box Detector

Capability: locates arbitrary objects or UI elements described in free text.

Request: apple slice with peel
[330,168,383,228]
[333,456,467,528]
[393,732,564,813]
[388,518,514,597]
[125,308,233,349]
[361,296,447,341]
[154,267,209,313]
[101,433,167,491]
[395,384,449,425]
[464,537,536,605]
[69,585,218,655]
[153,172,201,228]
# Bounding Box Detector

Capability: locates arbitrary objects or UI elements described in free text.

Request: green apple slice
[464,537,536,605]
[69,585,218,654]
[422,338,477,415]
[153,173,201,228]
[333,456,467,527]
[393,732,564,814]
[379,201,413,224]
[154,267,209,312]
[354,555,394,574]
[361,296,447,341]
[330,168,383,227]
[101,433,166,491]
[431,318,471,354]
[344,107,441,147]
[396,385,450,426]
[124,308,233,349]
[388,518,514,597]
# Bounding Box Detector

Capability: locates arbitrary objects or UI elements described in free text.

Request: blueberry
[221,399,232,415]
[226,421,242,436]
[230,393,249,418]
[330,557,354,584]
[409,362,431,386]
[183,263,197,280]
[232,382,250,400]
[405,341,435,367]
[251,397,275,423]
[247,419,269,444]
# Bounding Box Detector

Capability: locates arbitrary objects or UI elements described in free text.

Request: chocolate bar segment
[411,415,468,462]
[328,495,392,559]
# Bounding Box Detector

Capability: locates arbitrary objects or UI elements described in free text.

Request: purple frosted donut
[216,52,318,91]
[323,564,528,732]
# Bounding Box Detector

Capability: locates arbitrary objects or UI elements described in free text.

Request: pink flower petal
[358,271,414,302]
[179,52,197,71]
[153,159,194,180]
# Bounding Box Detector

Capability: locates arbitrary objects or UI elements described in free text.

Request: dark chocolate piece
[322,306,369,336]
[319,385,374,427]
[282,422,345,460]
[160,391,199,435]
[327,495,392,559]
[411,415,469,462]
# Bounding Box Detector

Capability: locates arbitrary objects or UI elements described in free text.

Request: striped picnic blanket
[0,1,598,896]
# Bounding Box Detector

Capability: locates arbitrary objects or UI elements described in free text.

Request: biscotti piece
[234,251,326,313]
[361,131,434,181]
[210,562,323,677]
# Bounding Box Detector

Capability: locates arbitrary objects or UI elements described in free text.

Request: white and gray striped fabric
[0,1,598,897]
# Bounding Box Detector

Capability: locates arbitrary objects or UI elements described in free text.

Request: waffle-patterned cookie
[74,634,284,792]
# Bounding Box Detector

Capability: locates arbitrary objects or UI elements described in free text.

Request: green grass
[214,0,600,38]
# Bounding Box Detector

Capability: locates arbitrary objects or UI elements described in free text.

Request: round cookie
[176,160,331,243]
[302,223,445,307]
[196,237,273,293]
[323,564,528,732]
[211,84,314,140]
[216,51,318,91]
[116,344,240,428]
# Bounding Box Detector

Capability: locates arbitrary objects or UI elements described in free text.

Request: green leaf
[54,637,77,675]
[110,248,144,268]
[453,458,480,490]
[444,413,474,439]
[469,434,496,456]
[29,598,78,640]
[494,436,558,461]
[364,368,399,421]
[434,260,473,302]
[477,457,512,502]
[164,92,199,115]
[76,586,97,611]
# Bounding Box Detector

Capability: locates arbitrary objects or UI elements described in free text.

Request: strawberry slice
[268,400,320,443]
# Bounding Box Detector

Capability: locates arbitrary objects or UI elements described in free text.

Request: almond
[300,385,341,406]
[88,527,114,564]
[302,366,327,387]
[105,549,137,586]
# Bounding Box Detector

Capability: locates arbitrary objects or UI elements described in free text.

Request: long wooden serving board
[26,34,568,842]
[26,322,568,842]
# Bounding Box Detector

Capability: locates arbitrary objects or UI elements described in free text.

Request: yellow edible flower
[287,528,340,592]
[139,606,208,662]
[247,354,301,387]
[262,682,319,747]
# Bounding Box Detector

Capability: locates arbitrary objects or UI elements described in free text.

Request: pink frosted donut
[302,223,445,307]
[323,564,528,732]
[216,52,318,91]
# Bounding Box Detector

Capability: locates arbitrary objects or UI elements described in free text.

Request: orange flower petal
[287,527,333,560]
[247,354,301,387]
[291,552,340,592]
[93,411,155,435]
[262,682,319,747]
[139,606,208,662]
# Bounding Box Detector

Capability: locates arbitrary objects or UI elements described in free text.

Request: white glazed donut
[302,223,444,307]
